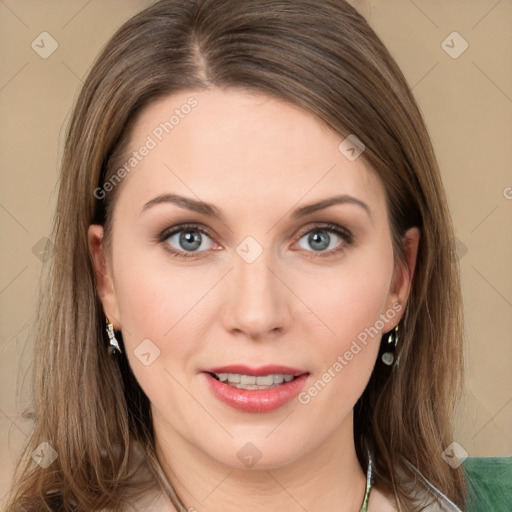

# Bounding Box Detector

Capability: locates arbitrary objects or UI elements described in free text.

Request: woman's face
[89,87,417,470]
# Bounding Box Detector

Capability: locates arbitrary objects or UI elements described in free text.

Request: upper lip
[203,365,308,377]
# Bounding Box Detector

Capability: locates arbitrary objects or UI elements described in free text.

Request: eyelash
[158,222,353,260]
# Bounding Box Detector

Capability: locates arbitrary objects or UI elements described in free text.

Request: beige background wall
[1,0,511,504]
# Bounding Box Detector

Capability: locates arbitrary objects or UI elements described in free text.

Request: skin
[89,88,419,512]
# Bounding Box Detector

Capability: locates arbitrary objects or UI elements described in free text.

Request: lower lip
[203,373,309,413]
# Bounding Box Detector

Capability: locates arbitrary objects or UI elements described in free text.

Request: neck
[154,411,368,512]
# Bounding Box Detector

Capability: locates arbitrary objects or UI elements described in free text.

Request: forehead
[113,87,386,222]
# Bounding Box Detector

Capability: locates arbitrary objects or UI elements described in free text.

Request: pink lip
[202,365,309,413]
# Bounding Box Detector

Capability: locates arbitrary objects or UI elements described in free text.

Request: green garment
[360,455,512,511]
[463,456,512,512]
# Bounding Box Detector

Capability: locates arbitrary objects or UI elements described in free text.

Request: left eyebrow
[291,194,372,220]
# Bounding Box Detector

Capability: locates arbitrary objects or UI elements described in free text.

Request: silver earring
[381,325,399,366]
[106,317,122,354]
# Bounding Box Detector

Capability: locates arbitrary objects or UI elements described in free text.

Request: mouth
[202,365,310,413]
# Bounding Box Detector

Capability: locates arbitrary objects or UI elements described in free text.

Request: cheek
[299,248,394,348]
[113,251,209,349]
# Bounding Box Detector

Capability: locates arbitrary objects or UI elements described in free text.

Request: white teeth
[212,372,298,389]
[240,375,256,385]
[256,375,274,386]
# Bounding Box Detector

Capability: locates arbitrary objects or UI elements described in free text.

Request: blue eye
[296,224,352,255]
[162,224,214,258]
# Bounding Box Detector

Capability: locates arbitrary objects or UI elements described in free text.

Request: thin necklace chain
[360,455,373,511]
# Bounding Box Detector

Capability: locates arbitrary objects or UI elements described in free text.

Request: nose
[221,248,292,340]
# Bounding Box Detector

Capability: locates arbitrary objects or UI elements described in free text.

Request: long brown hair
[7,0,466,510]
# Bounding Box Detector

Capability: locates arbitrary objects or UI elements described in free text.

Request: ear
[385,227,420,325]
[88,224,122,329]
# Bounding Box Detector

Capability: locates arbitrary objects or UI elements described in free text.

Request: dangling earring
[106,317,122,354]
[381,325,399,366]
